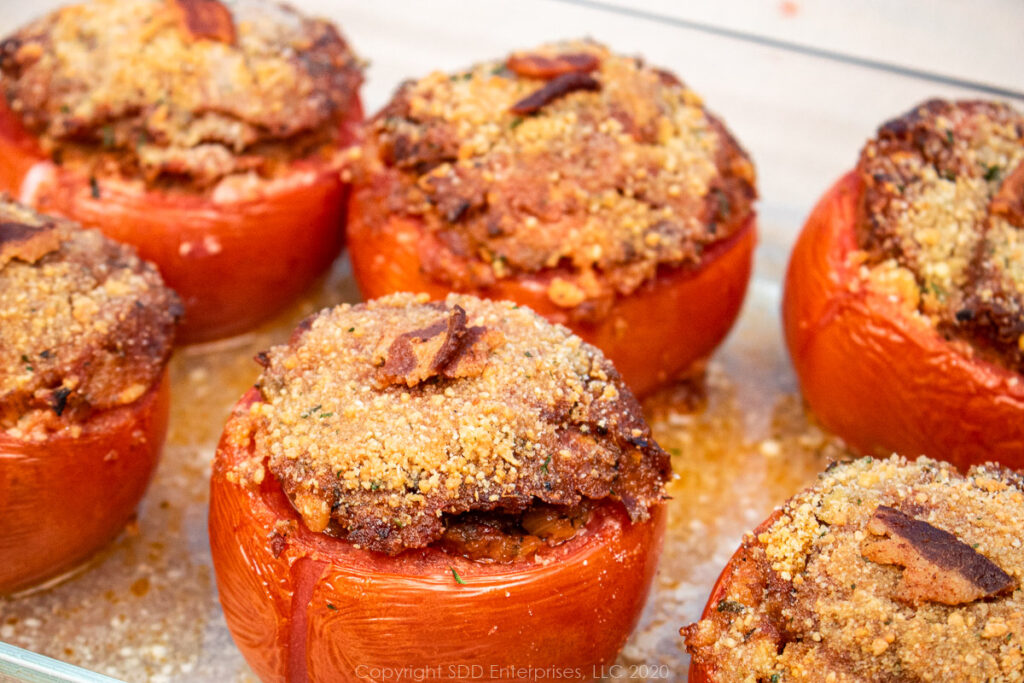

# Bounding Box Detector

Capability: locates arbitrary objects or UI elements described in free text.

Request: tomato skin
[0,98,363,344]
[346,191,755,397]
[210,388,667,683]
[782,172,1024,469]
[0,371,170,594]
[686,511,782,683]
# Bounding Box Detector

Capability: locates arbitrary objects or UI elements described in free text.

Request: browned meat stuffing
[232,293,669,555]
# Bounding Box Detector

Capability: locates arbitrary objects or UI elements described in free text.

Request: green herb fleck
[524,351,533,357]
[101,125,115,149]
[326,603,337,610]
[510,117,524,129]
[450,566,466,585]
[669,447,681,457]
[300,404,322,419]
[972,543,980,549]
[770,675,781,683]
[348,327,355,332]
[945,130,954,145]
[370,481,381,491]
[716,599,746,614]
[89,176,101,199]
[541,455,551,473]
[941,168,957,182]
[985,165,1002,182]
[319,412,334,419]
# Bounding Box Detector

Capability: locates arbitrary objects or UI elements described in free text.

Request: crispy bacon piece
[168,0,236,44]
[0,221,61,266]
[510,73,601,116]
[505,52,600,79]
[861,505,1015,605]
[376,305,505,386]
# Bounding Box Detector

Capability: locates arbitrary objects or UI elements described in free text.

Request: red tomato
[782,172,1024,469]
[210,388,667,683]
[347,193,756,397]
[0,371,170,594]
[0,98,363,344]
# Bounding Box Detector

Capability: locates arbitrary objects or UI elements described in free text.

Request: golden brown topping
[0,198,179,435]
[506,52,600,79]
[242,293,669,555]
[684,457,1024,681]
[861,505,1015,606]
[357,41,756,317]
[0,0,362,189]
[858,99,1024,372]
[168,0,235,44]
[374,304,505,387]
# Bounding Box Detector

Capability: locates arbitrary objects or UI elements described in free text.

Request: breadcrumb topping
[0,0,362,189]
[858,100,1024,372]
[241,293,669,554]
[0,197,179,436]
[356,40,756,316]
[684,456,1024,681]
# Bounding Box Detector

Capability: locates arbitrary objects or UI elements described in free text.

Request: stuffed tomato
[210,293,669,682]
[348,41,757,396]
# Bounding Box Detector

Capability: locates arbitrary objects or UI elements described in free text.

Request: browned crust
[0,0,362,190]
[857,99,1024,373]
[0,198,180,432]
[356,41,756,317]
[245,293,669,555]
